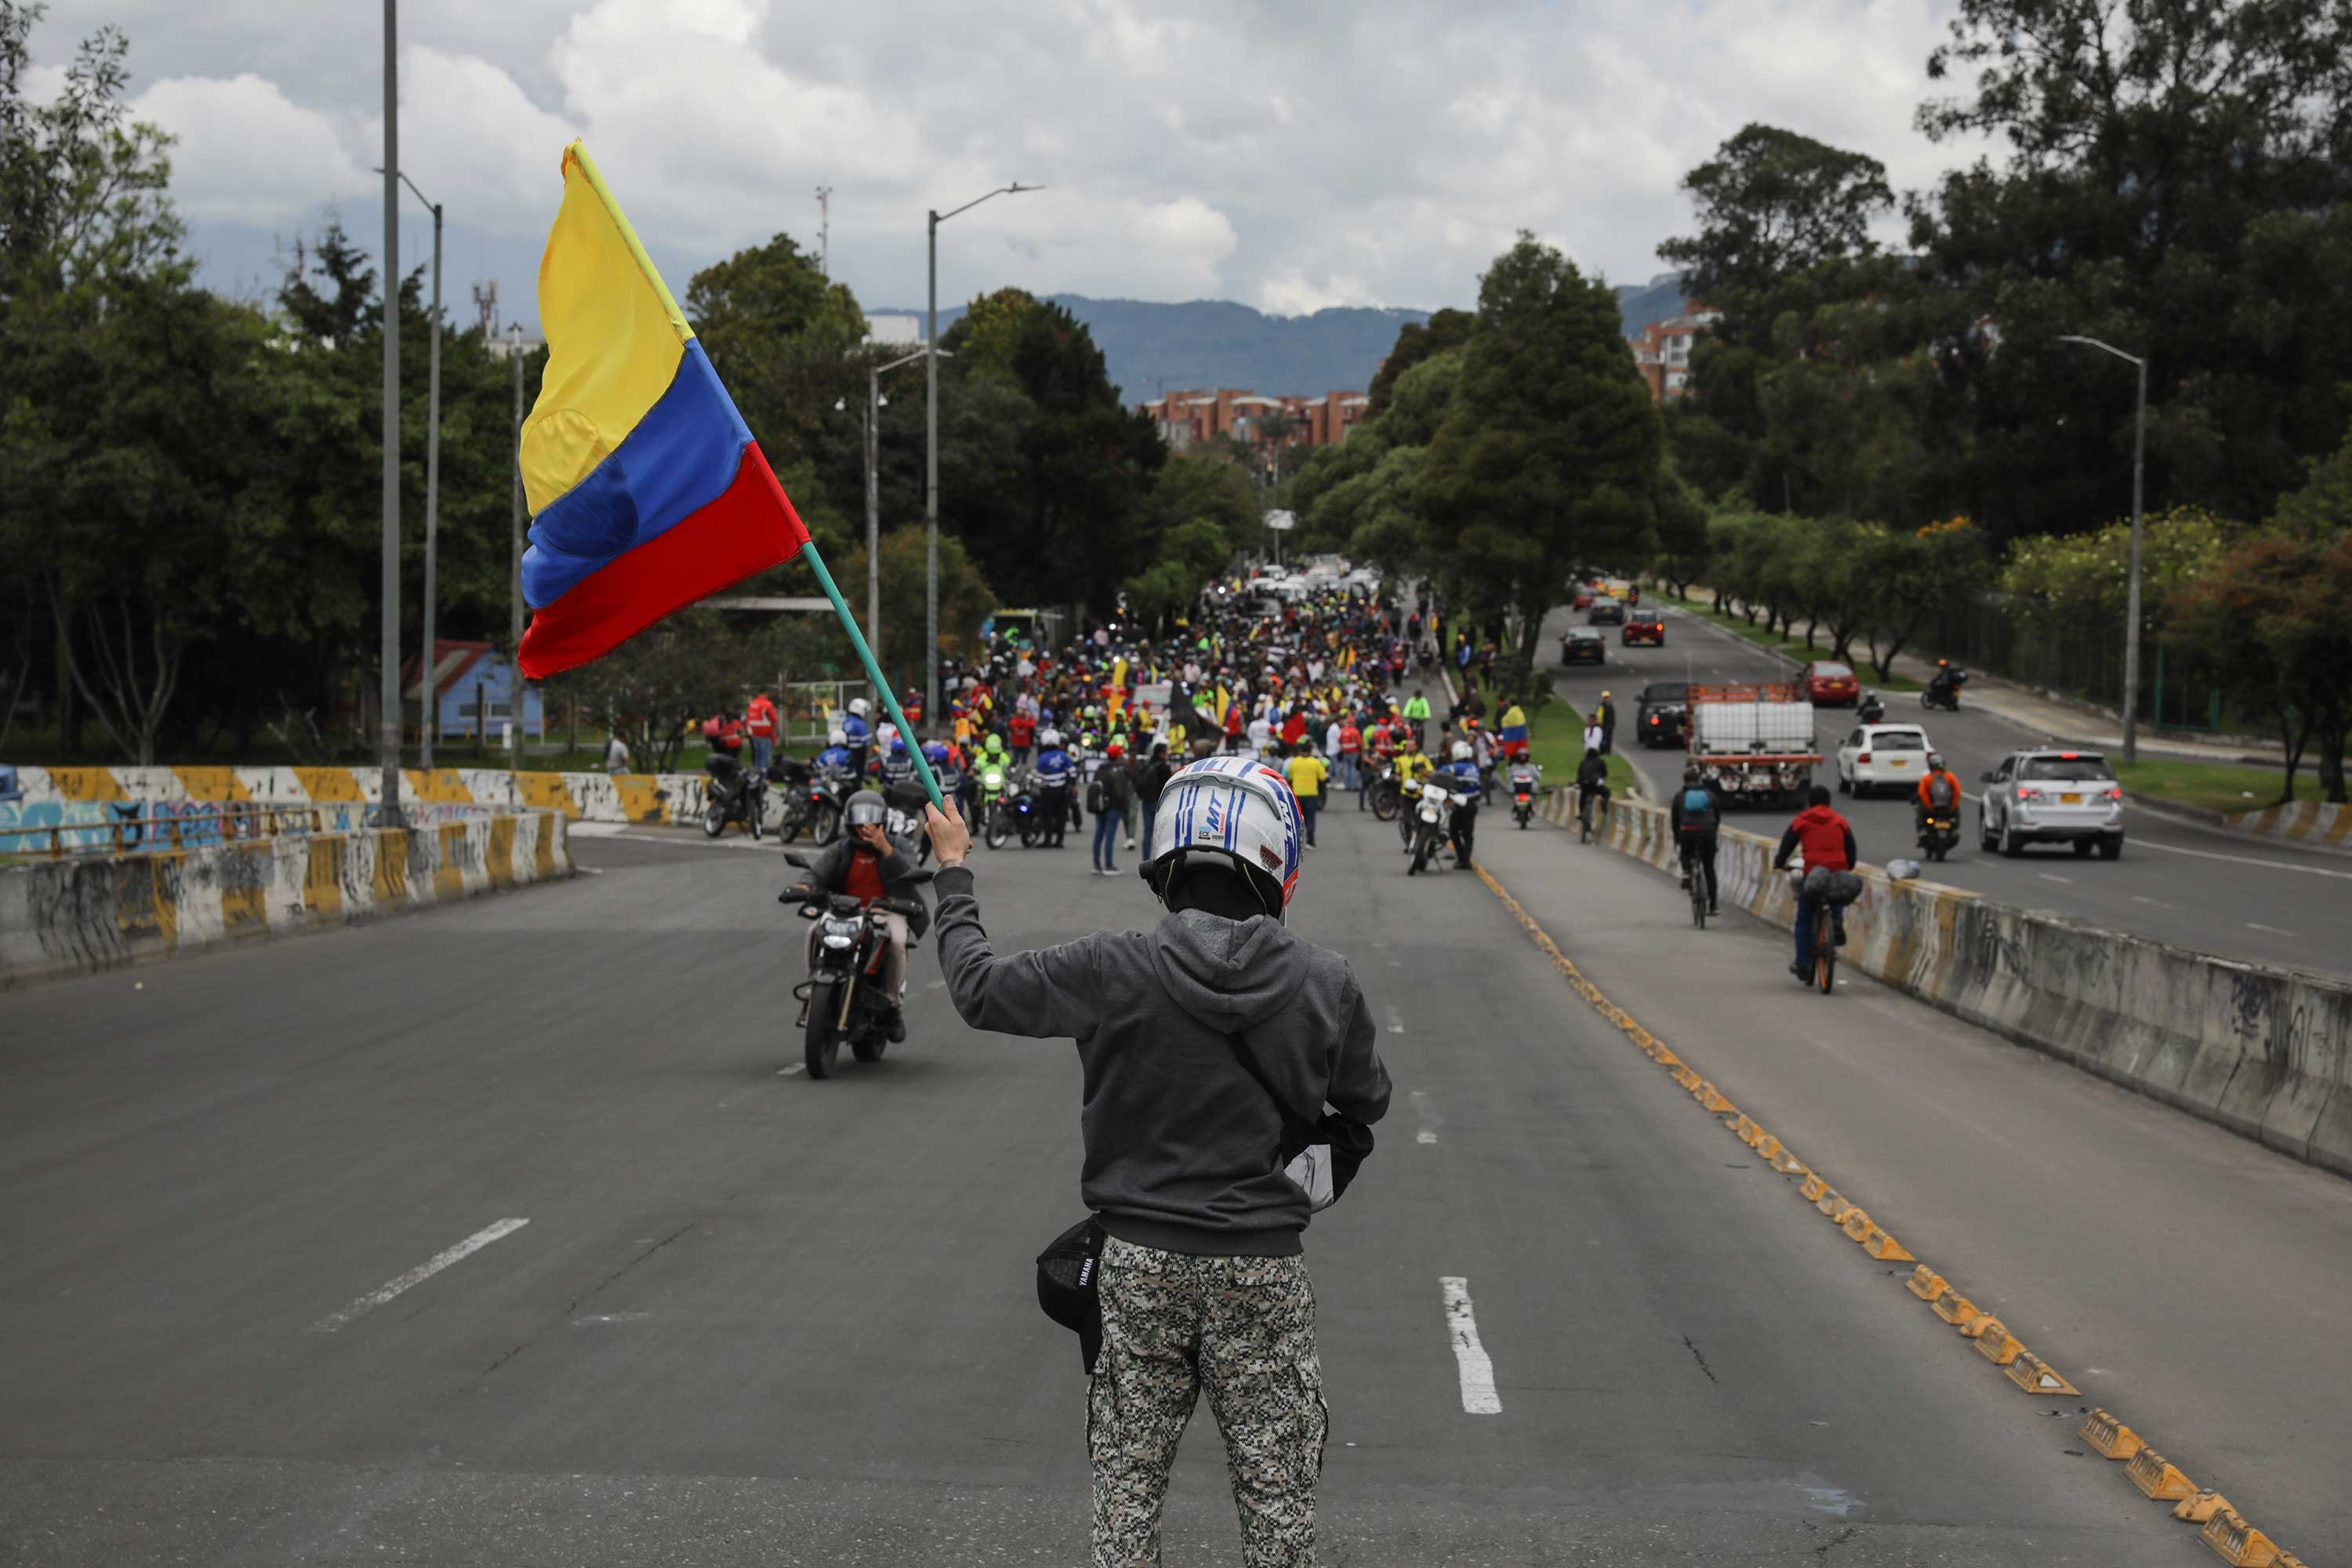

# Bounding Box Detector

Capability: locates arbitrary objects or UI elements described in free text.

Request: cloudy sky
[26,0,1980,330]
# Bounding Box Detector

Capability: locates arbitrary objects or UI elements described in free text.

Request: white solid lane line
[1439,1276,1503,1414]
[310,1218,529,1333]
[2247,922,2299,938]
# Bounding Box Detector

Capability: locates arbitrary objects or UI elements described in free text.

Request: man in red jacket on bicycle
[1773,786,1858,982]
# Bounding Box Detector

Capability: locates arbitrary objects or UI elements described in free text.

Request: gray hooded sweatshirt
[931,866,1392,1256]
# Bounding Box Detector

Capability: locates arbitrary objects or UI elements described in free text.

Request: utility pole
[815,185,833,279]
[866,364,881,659]
[377,0,404,826]
[510,323,528,771]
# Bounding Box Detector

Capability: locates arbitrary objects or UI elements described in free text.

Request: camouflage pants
[1088,1237,1327,1568]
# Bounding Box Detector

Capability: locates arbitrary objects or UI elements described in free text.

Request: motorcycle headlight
[984,770,1004,787]
[822,933,855,949]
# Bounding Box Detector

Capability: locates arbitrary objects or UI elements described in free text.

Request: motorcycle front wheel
[810,800,842,845]
[985,808,1008,851]
[1370,782,1399,822]
[1410,828,1434,874]
[702,800,728,839]
[804,979,844,1078]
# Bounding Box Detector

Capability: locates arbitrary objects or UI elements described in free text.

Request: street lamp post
[377,0,402,824]
[383,169,442,768]
[927,182,1040,728]
[837,348,931,685]
[2058,334,2149,764]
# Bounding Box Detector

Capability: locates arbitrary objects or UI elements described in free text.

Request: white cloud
[38,0,1990,322]
[132,73,368,227]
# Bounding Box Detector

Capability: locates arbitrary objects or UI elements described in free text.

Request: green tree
[1657,123,1893,311]
[1366,307,1472,415]
[684,231,865,469]
[1417,234,1664,633]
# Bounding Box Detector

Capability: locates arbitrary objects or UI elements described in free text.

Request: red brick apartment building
[1139,387,1371,452]
[1630,309,1722,401]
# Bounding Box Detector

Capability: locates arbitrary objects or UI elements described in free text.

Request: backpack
[1679,786,1717,832]
[1926,771,1959,808]
[1086,777,1107,815]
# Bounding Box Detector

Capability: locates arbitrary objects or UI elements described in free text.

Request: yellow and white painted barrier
[2,764,707,832]
[0,810,570,988]
[1540,787,2352,1181]
[2227,797,2352,851]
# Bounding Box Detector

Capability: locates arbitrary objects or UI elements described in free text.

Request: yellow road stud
[1974,1323,2025,1364]
[2125,1448,2197,1501]
[1955,1310,2002,1341]
[1699,1084,1735,1114]
[1798,1173,1831,1203]
[1838,1208,1875,1241]
[2003,1352,2079,1395]
[2198,1507,2281,1566]
[1818,1192,1857,1224]
[1906,1266,1950,1303]
[1767,1147,1807,1176]
[1931,1292,1982,1327]
[2174,1490,2230,1525]
[1856,1224,1914,1261]
[2078,1410,2143,1460]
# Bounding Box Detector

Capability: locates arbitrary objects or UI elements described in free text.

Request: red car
[1570,586,1596,610]
[1621,611,1665,646]
[1799,659,1861,706]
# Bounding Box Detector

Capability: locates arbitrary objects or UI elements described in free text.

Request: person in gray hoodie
[923,754,1390,1568]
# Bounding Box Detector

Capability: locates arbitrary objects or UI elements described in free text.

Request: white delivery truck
[1685,682,1820,807]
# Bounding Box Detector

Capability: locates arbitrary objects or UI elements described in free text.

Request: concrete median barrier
[1573,794,2352,1181]
[2228,798,2352,851]
[0,811,570,988]
[2,763,708,835]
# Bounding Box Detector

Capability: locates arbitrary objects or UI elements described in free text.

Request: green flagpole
[801,543,947,812]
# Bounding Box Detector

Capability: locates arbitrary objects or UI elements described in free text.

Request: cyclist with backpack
[1669,764,1721,916]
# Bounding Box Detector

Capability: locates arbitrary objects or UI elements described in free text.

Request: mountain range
[871,273,1691,406]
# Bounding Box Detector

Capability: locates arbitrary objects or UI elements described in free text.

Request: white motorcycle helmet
[848,696,873,720]
[1038,728,1062,750]
[1451,741,1473,762]
[1142,755,1304,920]
[828,727,847,748]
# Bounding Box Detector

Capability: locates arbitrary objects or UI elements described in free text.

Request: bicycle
[1812,899,1837,993]
[1681,844,1708,929]
[1577,786,1608,844]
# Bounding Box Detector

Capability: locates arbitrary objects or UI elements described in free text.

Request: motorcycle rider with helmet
[1915,750,1963,839]
[782,789,926,1042]
[1669,764,1722,916]
[843,696,876,776]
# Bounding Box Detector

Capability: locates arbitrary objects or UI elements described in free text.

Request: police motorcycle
[1508,760,1544,829]
[1406,773,1454,874]
[978,755,1020,851]
[780,849,935,1080]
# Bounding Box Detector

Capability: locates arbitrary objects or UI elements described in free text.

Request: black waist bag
[1035,1217,1107,1374]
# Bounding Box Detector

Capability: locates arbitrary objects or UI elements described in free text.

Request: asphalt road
[1541,599,2352,977]
[3,816,2346,1566]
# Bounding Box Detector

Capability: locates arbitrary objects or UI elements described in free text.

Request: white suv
[1835,724,1933,797]
[1978,750,2125,859]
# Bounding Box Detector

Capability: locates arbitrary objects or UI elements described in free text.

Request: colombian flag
[515,141,811,678]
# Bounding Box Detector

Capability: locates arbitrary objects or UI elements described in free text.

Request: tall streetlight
[927,182,1040,727]
[377,0,402,823]
[381,166,442,768]
[2058,334,2149,764]
[834,347,931,671]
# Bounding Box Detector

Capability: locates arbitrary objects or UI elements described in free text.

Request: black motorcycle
[1917,808,1961,863]
[1921,667,1969,713]
[781,852,935,1079]
[779,765,849,845]
[702,752,767,840]
[1857,691,1887,726]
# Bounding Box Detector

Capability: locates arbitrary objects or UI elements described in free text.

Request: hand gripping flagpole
[800,543,947,812]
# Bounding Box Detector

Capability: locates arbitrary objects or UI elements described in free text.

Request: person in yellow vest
[1283,742,1330,851]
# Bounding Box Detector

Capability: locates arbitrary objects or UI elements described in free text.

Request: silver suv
[1978,750,2125,859]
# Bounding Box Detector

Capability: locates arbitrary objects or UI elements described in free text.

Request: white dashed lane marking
[1439,1276,1503,1414]
[310,1218,529,1333]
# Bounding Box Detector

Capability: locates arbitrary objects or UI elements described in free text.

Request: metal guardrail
[0,804,327,859]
